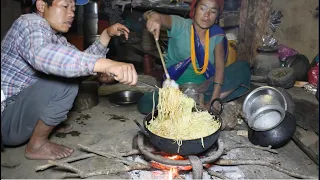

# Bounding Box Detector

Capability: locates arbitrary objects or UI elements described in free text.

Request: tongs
[109,73,157,90]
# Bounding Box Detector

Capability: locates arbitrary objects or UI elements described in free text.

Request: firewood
[35,153,96,172]
[225,144,278,154]
[48,160,150,179]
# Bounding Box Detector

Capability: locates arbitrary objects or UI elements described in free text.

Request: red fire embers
[150,154,212,179]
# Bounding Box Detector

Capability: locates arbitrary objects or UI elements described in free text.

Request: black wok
[135,98,223,156]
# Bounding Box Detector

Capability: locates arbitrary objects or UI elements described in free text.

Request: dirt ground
[1,79,319,179]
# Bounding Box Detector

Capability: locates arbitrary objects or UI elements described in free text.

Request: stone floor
[1,77,319,179]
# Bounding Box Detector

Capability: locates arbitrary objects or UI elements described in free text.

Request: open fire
[150,154,211,179]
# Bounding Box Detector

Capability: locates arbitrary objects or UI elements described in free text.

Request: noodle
[146,87,221,151]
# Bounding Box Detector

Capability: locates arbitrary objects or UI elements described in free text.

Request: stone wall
[272,0,319,62]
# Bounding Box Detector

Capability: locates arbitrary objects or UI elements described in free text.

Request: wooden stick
[48,159,150,179]
[119,149,141,157]
[225,145,278,154]
[78,144,138,166]
[48,160,83,176]
[215,159,317,179]
[35,153,96,172]
[35,149,142,172]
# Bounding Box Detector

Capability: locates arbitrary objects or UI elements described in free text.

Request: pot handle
[210,98,224,116]
[133,119,150,137]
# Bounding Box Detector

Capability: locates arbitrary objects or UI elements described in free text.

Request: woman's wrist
[144,10,158,20]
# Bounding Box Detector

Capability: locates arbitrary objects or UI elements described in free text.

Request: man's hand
[99,23,130,46]
[94,58,138,86]
[97,73,116,84]
[106,23,130,40]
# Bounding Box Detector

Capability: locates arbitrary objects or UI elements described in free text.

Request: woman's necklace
[190,25,209,75]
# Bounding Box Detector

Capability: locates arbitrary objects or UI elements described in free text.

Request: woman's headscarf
[189,0,224,19]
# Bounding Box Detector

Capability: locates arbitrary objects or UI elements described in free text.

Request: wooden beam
[237,0,272,65]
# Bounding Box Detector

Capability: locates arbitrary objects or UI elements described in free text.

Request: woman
[139,0,250,112]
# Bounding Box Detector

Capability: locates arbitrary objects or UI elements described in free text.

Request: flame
[168,168,173,180]
[151,154,191,179]
[150,154,213,179]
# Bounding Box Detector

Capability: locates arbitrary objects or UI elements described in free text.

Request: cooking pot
[248,111,296,148]
[135,99,223,156]
[72,81,99,111]
[242,86,287,131]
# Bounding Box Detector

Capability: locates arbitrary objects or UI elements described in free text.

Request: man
[1,0,138,160]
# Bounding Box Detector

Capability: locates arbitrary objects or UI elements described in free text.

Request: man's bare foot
[25,141,74,160]
[53,123,73,133]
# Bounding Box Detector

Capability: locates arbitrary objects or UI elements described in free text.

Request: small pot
[248,104,285,131]
[248,111,296,149]
[72,81,99,111]
[242,86,287,130]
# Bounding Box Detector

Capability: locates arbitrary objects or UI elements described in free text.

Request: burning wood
[34,135,318,179]
[150,155,191,179]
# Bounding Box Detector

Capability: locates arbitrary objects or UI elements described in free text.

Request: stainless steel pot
[242,86,287,131]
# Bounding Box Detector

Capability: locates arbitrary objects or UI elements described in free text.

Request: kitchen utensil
[107,90,144,105]
[154,39,179,89]
[136,81,157,89]
[109,73,157,90]
[72,81,99,111]
[136,99,222,155]
[248,104,285,131]
[242,86,287,131]
[248,111,296,148]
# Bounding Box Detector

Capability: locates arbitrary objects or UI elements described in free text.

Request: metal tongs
[109,73,157,90]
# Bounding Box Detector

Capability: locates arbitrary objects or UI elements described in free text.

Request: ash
[127,155,246,180]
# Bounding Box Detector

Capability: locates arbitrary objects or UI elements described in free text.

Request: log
[237,0,272,65]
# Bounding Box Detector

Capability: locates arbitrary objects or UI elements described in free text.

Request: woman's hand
[144,11,161,40]
[201,100,220,113]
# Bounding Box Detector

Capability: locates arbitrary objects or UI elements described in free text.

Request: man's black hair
[31,0,54,12]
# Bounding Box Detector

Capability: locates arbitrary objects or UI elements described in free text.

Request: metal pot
[136,99,223,156]
[248,111,296,148]
[242,86,287,131]
[83,1,99,49]
[72,81,99,111]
